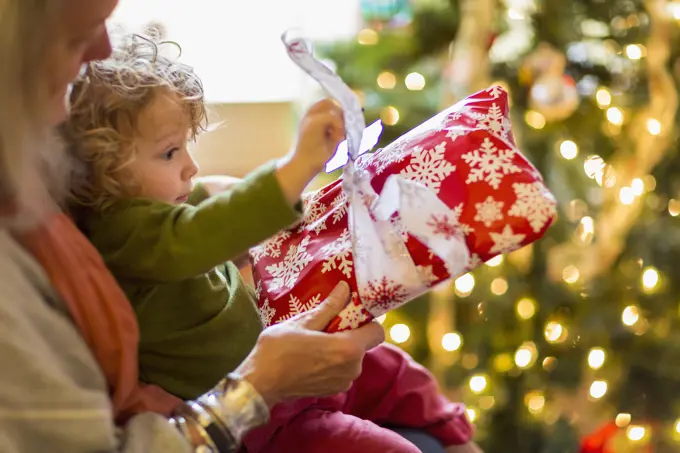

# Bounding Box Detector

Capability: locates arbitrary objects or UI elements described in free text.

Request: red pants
[243,343,473,453]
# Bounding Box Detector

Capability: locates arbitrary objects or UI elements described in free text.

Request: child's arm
[192,175,253,268]
[89,99,345,283]
[89,162,300,282]
[344,343,476,448]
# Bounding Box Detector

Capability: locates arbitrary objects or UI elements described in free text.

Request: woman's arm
[1,238,384,453]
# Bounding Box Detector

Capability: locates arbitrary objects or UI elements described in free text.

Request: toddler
[64,34,477,453]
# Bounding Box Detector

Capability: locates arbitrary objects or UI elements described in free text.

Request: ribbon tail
[373,176,471,279]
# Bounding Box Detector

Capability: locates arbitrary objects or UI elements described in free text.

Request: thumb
[300,282,351,331]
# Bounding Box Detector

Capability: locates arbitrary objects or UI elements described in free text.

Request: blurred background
[111,0,680,451]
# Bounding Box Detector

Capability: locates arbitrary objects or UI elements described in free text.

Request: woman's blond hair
[0,0,69,228]
[63,32,207,210]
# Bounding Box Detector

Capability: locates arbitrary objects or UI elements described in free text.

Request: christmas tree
[318,0,680,451]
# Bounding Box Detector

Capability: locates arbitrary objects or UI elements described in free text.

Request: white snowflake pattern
[360,277,410,312]
[264,236,313,291]
[462,138,521,190]
[251,230,291,264]
[371,140,411,174]
[276,293,322,323]
[254,280,262,299]
[474,196,504,227]
[467,253,483,270]
[320,228,353,278]
[417,265,438,284]
[400,141,455,194]
[508,182,556,233]
[299,190,328,235]
[489,225,526,255]
[259,298,276,326]
[446,127,467,142]
[470,104,512,140]
[331,192,348,224]
[337,294,371,330]
[487,85,504,98]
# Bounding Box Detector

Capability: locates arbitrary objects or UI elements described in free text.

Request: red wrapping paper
[250,86,557,332]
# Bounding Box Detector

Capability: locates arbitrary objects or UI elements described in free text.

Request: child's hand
[294,98,346,174]
[276,99,345,205]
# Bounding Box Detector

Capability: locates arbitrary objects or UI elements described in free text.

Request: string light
[647,118,662,135]
[641,267,660,292]
[389,324,411,344]
[486,255,504,267]
[491,278,509,295]
[584,155,606,180]
[616,413,632,428]
[625,44,643,60]
[675,418,680,434]
[357,28,379,45]
[493,353,514,372]
[559,140,579,160]
[668,2,680,20]
[516,297,537,320]
[377,71,397,89]
[562,265,580,284]
[626,425,646,442]
[606,107,624,125]
[589,380,608,399]
[631,178,645,196]
[469,374,488,394]
[455,273,475,297]
[376,314,387,324]
[525,110,546,129]
[479,396,496,410]
[404,72,426,91]
[622,305,640,326]
[514,342,538,369]
[619,186,635,205]
[525,391,545,414]
[643,174,657,191]
[542,356,557,371]
[577,216,595,244]
[588,348,606,370]
[668,199,680,217]
[595,88,612,108]
[544,321,568,344]
[442,332,463,351]
[465,408,478,423]
[462,353,479,369]
[380,106,400,125]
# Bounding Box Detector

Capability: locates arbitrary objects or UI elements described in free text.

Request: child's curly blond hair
[63,32,207,210]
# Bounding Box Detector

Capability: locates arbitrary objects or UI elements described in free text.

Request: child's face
[128,90,198,205]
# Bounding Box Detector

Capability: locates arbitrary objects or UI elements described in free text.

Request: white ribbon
[282,31,471,317]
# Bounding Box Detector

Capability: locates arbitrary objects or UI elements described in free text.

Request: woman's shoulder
[0,228,53,301]
[0,228,104,387]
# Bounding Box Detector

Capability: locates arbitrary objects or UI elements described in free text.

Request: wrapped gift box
[250,85,557,332]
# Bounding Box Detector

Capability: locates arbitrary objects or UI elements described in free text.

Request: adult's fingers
[338,320,385,351]
[299,282,351,331]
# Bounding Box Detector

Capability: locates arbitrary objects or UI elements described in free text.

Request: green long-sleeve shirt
[78,163,301,400]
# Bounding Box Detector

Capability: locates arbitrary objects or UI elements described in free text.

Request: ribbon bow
[282,31,471,317]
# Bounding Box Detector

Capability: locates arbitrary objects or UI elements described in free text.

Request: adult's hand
[234,282,385,407]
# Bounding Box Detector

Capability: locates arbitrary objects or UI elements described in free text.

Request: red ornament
[250,86,557,332]
[580,422,619,453]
